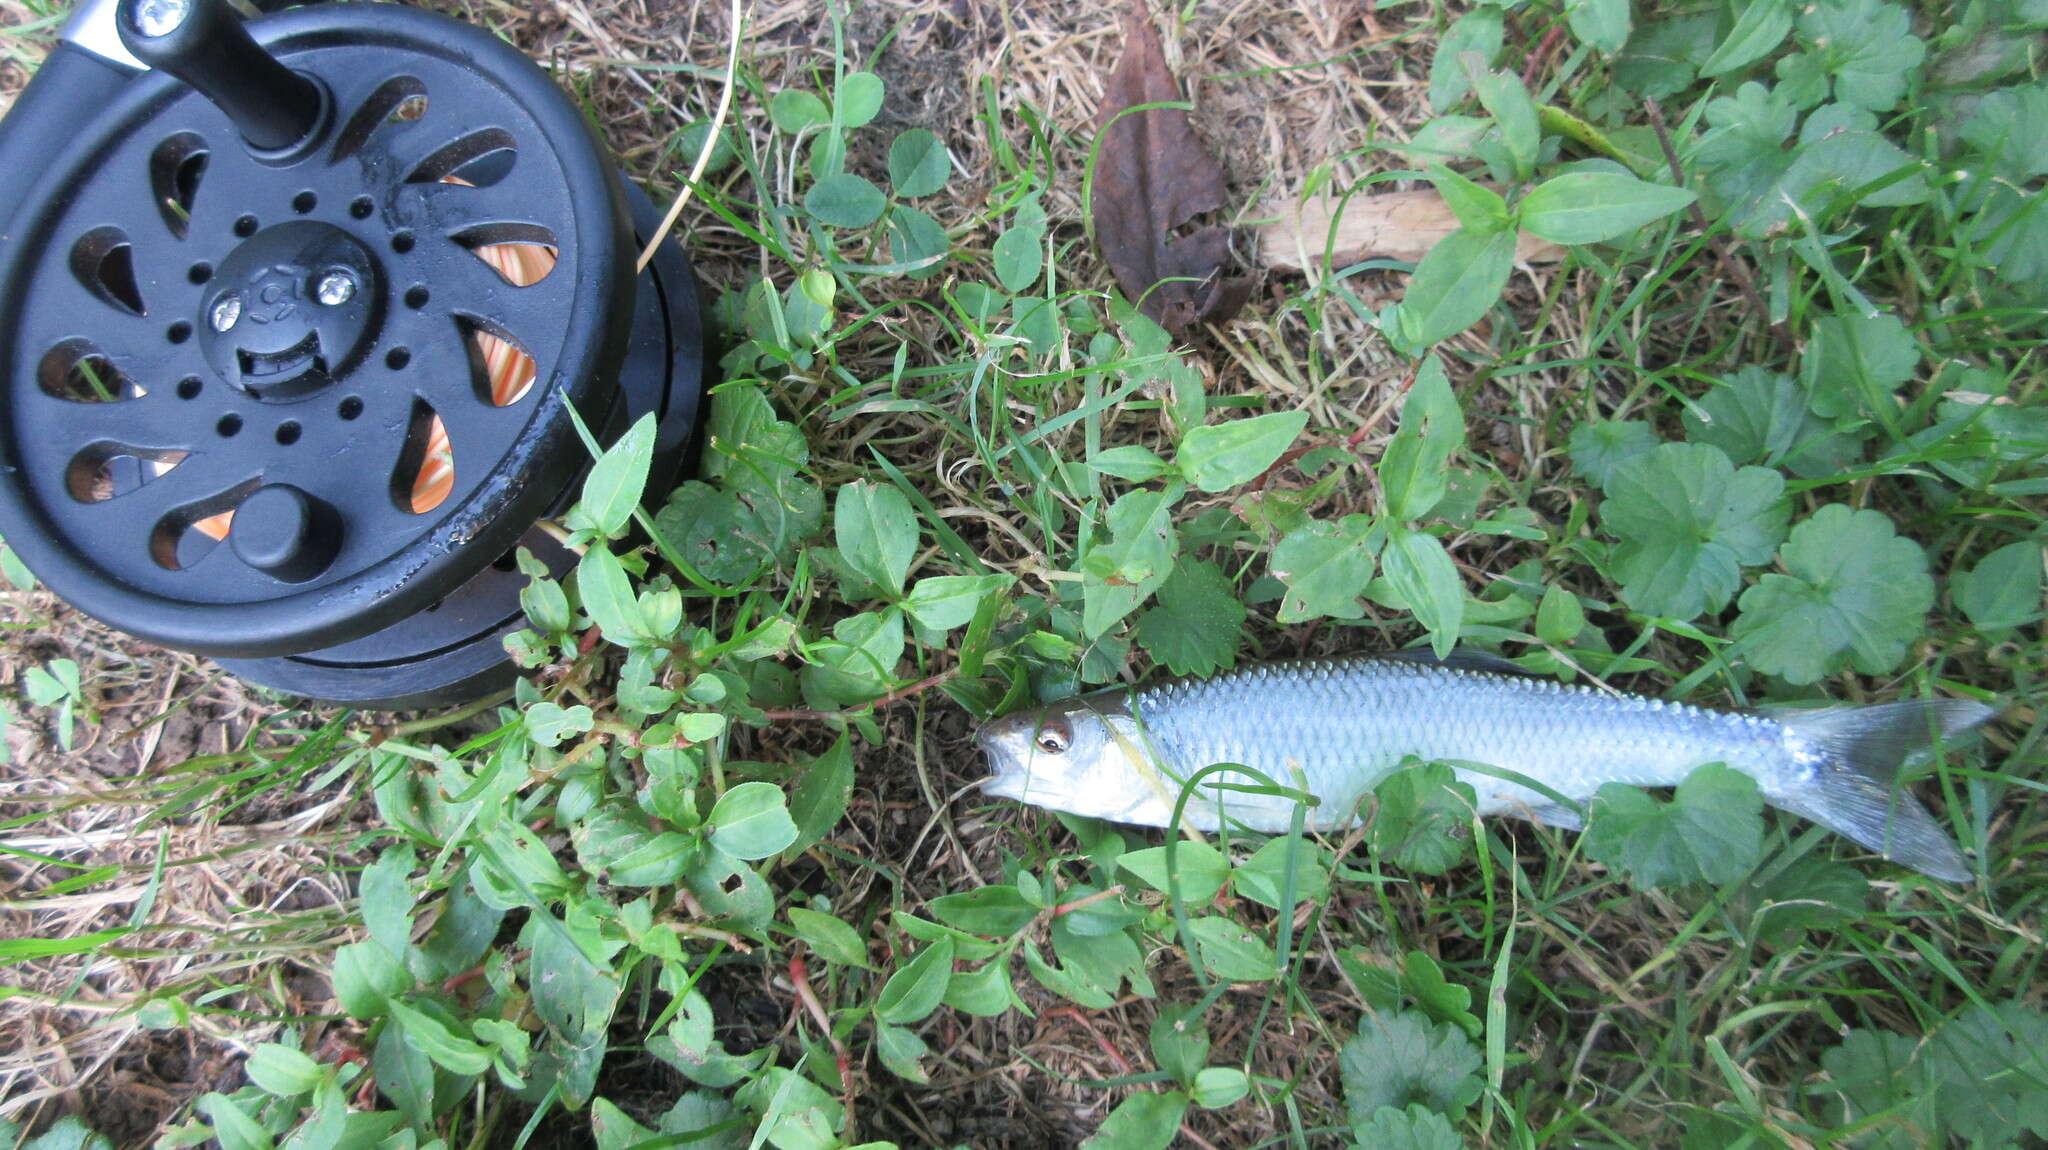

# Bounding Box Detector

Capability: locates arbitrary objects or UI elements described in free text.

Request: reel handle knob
[116,0,325,153]
[230,484,341,582]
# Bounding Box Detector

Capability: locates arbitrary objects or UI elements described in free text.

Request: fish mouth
[974,726,1029,800]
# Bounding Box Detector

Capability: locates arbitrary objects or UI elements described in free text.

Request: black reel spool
[0,0,705,709]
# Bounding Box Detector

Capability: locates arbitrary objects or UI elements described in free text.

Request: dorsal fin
[1379,648,1542,678]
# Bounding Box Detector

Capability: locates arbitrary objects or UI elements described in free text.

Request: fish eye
[1034,719,1071,755]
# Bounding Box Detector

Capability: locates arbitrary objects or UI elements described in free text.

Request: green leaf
[1535,584,1586,645]
[1367,763,1477,875]
[1352,1104,1465,1150]
[886,204,950,275]
[875,1022,930,1082]
[1271,515,1378,623]
[888,128,951,197]
[1231,835,1332,910]
[708,781,798,860]
[198,1094,275,1150]
[592,1098,658,1150]
[992,224,1044,293]
[1568,419,1658,490]
[332,939,410,1018]
[359,844,415,960]
[1614,13,1715,98]
[788,736,855,854]
[1427,164,1509,234]
[1699,0,1791,76]
[245,1042,324,1097]
[1379,356,1465,522]
[657,476,824,584]
[525,701,594,748]
[575,413,657,539]
[1926,1003,2048,1142]
[834,480,918,599]
[1517,172,1696,245]
[1731,504,1934,683]
[1190,1067,1250,1110]
[1081,1091,1190,1150]
[1429,8,1503,112]
[1738,854,1867,948]
[805,173,887,228]
[787,906,874,970]
[1150,1005,1211,1086]
[1394,227,1517,349]
[1089,444,1179,482]
[577,545,647,646]
[388,999,494,1075]
[1796,0,1925,112]
[1466,65,1539,179]
[1135,559,1246,677]
[1961,83,2048,184]
[1081,485,1183,638]
[1602,442,1787,621]
[928,885,1039,936]
[1402,949,1482,1039]
[903,573,1013,632]
[1584,762,1765,888]
[1339,1010,1484,1120]
[1801,311,1919,421]
[769,89,829,132]
[1682,366,1813,466]
[876,939,954,1025]
[1381,530,1464,660]
[0,540,35,591]
[1119,842,1230,903]
[1187,916,1277,982]
[1563,0,1631,54]
[944,962,1018,1016]
[835,71,884,127]
[606,832,698,887]
[1952,540,2043,635]
[1819,1027,1932,1149]
[1176,410,1309,493]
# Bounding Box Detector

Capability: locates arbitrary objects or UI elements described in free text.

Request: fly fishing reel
[0,0,705,708]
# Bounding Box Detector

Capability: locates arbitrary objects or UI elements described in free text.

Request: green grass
[4,0,2047,1147]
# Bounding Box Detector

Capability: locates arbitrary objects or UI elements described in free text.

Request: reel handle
[115,0,325,153]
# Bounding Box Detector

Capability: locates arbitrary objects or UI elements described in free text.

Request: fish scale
[1127,658,1795,827]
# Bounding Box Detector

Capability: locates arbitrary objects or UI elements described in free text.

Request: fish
[976,651,1997,882]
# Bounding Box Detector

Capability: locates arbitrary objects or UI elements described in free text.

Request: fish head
[977,693,1177,824]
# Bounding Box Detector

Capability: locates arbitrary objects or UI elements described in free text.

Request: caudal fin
[1767,700,1997,883]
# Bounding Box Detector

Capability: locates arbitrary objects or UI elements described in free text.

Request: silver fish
[977,652,1996,882]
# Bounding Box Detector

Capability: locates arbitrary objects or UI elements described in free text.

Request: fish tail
[1765,700,1997,883]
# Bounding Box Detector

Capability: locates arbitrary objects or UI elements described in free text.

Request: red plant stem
[1523,25,1565,89]
[789,954,858,1129]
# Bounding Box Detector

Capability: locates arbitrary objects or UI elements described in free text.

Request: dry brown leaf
[1091,0,1248,334]
[1256,188,1566,271]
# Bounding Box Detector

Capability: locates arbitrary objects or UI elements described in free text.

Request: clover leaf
[1800,311,1919,422]
[1339,1009,1483,1122]
[1568,419,1659,490]
[1583,762,1765,888]
[1600,442,1788,621]
[1135,559,1246,676]
[1731,504,1933,683]
[1795,0,1925,113]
